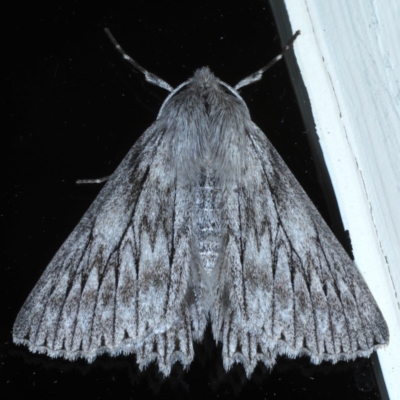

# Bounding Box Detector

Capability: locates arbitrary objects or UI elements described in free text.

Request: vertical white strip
[283,0,400,398]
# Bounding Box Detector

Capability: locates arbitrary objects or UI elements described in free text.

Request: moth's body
[159,67,248,284]
[194,172,222,276]
[168,69,237,280]
[13,46,388,377]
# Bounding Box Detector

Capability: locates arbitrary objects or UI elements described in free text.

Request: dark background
[2,1,386,399]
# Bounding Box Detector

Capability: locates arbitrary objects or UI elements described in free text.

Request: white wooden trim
[276,1,400,398]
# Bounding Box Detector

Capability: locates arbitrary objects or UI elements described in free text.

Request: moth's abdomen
[194,173,222,275]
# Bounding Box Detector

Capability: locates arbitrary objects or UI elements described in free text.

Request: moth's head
[191,67,219,89]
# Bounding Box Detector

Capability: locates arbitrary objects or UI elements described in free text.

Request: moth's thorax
[161,68,250,184]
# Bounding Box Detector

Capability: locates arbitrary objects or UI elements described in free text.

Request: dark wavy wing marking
[13,121,196,374]
[212,122,389,376]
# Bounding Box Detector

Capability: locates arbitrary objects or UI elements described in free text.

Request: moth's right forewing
[212,121,389,376]
[248,123,389,348]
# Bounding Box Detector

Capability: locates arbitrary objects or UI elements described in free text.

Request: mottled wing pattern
[13,123,197,375]
[212,122,389,376]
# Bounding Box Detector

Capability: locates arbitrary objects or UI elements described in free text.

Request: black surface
[2,1,385,399]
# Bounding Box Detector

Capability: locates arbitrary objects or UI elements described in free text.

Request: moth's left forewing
[12,125,164,357]
[13,116,202,374]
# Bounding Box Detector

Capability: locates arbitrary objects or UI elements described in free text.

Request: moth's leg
[76,176,110,184]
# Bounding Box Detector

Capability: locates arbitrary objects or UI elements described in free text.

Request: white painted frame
[273,1,400,399]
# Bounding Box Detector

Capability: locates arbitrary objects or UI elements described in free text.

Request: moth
[13,30,389,377]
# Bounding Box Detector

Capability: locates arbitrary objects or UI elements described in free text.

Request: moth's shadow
[9,325,378,396]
